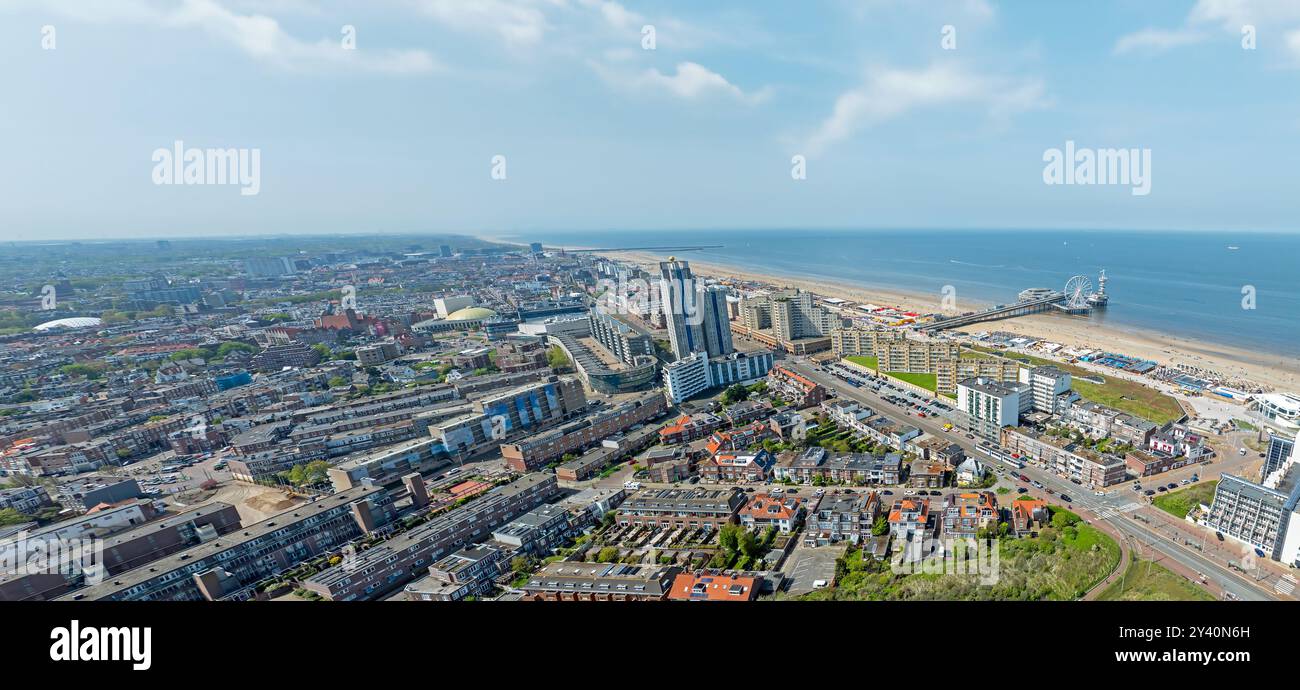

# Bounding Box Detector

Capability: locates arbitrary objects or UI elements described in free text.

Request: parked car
[1144,490,1156,496]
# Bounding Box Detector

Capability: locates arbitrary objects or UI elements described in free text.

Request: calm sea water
[511,229,1300,358]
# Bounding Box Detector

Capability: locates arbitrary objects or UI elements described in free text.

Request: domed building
[445,306,498,322]
[413,305,510,335]
[33,316,103,332]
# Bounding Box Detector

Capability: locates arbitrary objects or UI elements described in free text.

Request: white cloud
[406,0,559,48]
[1113,27,1208,54]
[1117,0,1300,59]
[6,0,439,73]
[595,61,772,105]
[576,0,642,32]
[805,62,1048,154]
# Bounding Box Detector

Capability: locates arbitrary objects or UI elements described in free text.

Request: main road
[781,357,1291,602]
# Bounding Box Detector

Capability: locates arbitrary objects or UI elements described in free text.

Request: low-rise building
[803,491,882,546]
[523,562,680,601]
[1000,427,1127,488]
[699,450,776,484]
[1011,499,1049,536]
[766,366,828,409]
[617,487,746,529]
[888,498,932,540]
[738,493,804,533]
[941,492,999,537]
[403,544,507,602]
[667,571,759,602]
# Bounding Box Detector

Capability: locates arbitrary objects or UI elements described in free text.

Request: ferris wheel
[1063,275,1093,309]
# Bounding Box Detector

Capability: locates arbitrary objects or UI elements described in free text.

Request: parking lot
[783,543,842,596]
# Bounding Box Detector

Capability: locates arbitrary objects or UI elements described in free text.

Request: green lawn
[845,355,877,371]
[886,371,937,392]
[1152,480,1218,519]
[1097,558,1215,601]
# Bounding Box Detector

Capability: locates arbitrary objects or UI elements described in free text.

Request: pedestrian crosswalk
[1096,503,1142,520]
[1275,574,1297,596]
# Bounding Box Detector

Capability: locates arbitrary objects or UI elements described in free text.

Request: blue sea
[508,229,1300,358]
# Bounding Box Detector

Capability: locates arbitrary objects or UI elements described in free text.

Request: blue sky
[2,0,1300,240]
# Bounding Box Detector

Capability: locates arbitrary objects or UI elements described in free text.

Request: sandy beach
[603,250,1300,392]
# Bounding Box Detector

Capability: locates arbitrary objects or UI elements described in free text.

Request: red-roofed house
[667,572,759,602]
[888,498,931,540]
[941,491,1000,537]
[767,366,828,409]
[738,493,805,533]
[1011,499,1049,536]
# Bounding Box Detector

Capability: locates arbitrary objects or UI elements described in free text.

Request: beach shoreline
[597,249,1300,392]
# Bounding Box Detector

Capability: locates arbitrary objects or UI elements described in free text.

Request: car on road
[1070,478,1081,485]
[965,434,975,440]
[1045,488,1055,495]
[1094,491,1106,496]
[1018,474,1030,482]
[1031,480,1044,489]
[813,579,829,589]
[815,488,825,496]
[904,489,916,496]
[1059,494,1072,502]
[1216,532,1224,541]
[928,490,942,496]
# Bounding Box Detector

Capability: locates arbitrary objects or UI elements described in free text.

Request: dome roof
[445,306,497,321]
[33,316,103,331]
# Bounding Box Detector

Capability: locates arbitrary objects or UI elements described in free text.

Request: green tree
[718,523,742,554]
[0,508,31,526]
[737,529,760,560]
[511,556,535,575]
[547,346,570,370]
[871,516,889,536]
[597,546,620,563]
[720,384,750,405]
[216,341,257,358]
